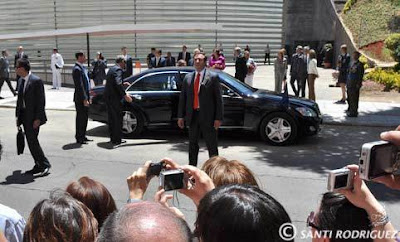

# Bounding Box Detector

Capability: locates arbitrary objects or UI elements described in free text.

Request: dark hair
[201,156,259,188]
[317,192,372,242]
[66,176,117,229]
[98,202,191,242]
[75,51,84,60]
[115,55,126,64]
[151,47,156,51]
[23,191,98,242]
[121,46,127,50]
[353,51,361,59]
[157,49,162,55]
[196,184,292,242]
[16,58,30,72]
[194,51,207,62]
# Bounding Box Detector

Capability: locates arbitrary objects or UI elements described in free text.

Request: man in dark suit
[289,46,302,97]
[0,49,17,98]
[15,58,50,176]
[104,56,133,148]
[178,45,191,64]
[14,46,28,90]
[165,52,176,67]
[150,49,166,69]
[147,47,156,67]
[178,51,223,166]
[121,46,133,79]
[234,47,247,82]
[72,51,92,144]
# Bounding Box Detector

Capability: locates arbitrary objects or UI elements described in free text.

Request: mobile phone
[359,141,400,180]
[159,169,186,191]
[327,168,354,192]
[147,161,165,177]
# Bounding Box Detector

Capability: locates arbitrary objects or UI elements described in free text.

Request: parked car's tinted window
[129,72,179,91]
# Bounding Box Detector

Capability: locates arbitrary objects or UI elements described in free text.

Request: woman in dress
[274,49,288,94]
[244,50,256,86]
[208,48,226,70]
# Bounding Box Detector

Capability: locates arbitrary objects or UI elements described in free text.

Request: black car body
[89,67,322,145]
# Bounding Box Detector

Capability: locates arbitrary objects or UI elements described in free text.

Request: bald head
[98,202,191,242]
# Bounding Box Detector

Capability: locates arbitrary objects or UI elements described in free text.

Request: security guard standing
[104,55,133,148]
[346,51,365,117]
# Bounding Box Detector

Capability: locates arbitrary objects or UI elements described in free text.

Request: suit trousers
[52,69,62,89]
[290,74,300,97]
[106,102,123,144]
[188,111,218,166]
[299,76,308,98]
[0,77,16,95]
[22,115,50,169]
[347,87,360,115]
[75,101,89,142]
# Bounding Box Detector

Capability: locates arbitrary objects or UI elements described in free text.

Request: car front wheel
[122,109,144,137]
[259,112,297,146]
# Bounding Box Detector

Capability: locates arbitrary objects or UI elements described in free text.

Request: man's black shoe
[0,97,4,99]
[346,113,358,118]
[35,167,50,177]
[84,137,93,142]
[77,140,88,144]
[112,140,127,149]
[25,166,42,175]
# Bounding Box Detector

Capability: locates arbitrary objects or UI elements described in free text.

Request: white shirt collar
[76,61,85,68]
[196,68,206,77]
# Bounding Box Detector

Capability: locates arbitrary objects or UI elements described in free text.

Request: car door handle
[132,94,142,100]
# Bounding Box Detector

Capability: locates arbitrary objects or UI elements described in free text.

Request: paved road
[0,108,399,240]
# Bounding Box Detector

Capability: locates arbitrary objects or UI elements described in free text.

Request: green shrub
[364,68,400,90]
[359,55,370,69]
[343,0,357,13]
[385,33,400,62]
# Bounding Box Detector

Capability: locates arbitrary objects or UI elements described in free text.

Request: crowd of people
[1,126,400,241]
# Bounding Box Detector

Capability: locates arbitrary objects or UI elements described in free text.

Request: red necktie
[193,72,201,109]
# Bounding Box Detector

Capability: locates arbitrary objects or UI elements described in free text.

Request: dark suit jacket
[14,53,28,68]
[16,74,47,126]
[235,55,247,81]
[178,69,223,126]
[104,65,126,104]
[72,63,90,103]
[178,52,191,63]
[165,56,176,67]
[123,55,133,79]
[150,57,166,68]
[0,56,10,78]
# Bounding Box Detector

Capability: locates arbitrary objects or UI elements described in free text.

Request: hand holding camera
[126,161,152,200]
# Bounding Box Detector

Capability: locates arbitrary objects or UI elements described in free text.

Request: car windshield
[216,72,257,94]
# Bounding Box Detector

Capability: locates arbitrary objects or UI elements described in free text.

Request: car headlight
[296,107,317,117]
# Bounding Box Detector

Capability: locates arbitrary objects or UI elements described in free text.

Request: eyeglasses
[307,211,320,230]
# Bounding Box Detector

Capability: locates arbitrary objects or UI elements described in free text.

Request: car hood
[252,89,317,107]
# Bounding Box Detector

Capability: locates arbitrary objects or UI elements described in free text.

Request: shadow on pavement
[0,170,35,185]
[62,142,83,150]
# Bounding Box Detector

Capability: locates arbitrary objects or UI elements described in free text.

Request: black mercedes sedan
[89,67,322,145]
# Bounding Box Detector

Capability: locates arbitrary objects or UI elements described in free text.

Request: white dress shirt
[51,53,64,70]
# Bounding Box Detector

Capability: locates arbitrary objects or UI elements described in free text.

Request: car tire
[259,112,297,146]
[122,109,144,137]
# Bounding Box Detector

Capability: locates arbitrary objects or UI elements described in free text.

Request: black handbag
[17,126,25,155]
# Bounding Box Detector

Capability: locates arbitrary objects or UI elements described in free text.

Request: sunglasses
[307,211,320,230]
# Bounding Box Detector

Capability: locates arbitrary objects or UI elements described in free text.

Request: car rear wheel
[122,109,144,137]
[259,112,297,146]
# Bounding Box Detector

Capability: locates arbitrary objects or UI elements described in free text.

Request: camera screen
[164,172,184,191]
[369,144,399,179]
[334,174,348,189]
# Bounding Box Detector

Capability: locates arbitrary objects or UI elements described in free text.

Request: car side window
[129,73,179,91]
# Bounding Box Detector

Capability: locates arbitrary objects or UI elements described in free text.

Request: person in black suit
[178,45,191,64]
[165,52,176,67]
[72,51,92,145]
[0,49,17,98]
[15,58,50,176]
[121,47,133,79]
[147,47,156,67]
[150,49,166,69]
[178,51,223,166]
[14,46,28,90]
[234,47,247,82]
[104,56,133,148]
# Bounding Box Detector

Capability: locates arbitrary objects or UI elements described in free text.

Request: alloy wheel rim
[266,117,292,143]
[122,111,138,134]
